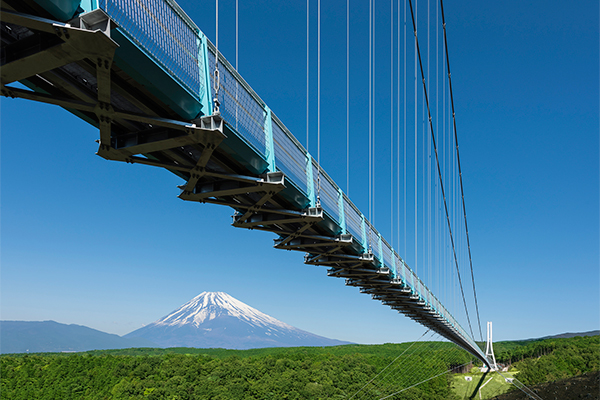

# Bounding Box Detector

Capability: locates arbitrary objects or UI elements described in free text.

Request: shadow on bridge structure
[1,0,491,368]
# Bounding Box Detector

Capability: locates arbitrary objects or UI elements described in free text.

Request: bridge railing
[206,44,268,156]
[272,116,309,193]
[344,197,364,245]
[86,0,480,354]
[98,0,207,103]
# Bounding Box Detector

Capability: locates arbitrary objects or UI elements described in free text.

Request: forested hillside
[1,343,470,400]
[1,336,597,399]
[498,335,599,385]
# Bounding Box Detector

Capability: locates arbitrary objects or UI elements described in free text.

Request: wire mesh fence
[207,46,267,156]
[100,0,204,99]
[272,117,308,195]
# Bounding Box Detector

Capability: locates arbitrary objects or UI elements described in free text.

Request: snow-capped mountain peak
[125,291,351,349]
[155,292,293,330]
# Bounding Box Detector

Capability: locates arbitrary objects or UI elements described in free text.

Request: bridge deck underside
[0,0,488,365]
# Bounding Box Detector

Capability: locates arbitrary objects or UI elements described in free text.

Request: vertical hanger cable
[347,0,350,195]
[368,0,373,249]
[213,0,220,113]
[391,0,394,247]
[403,0,407,258]
[235,0,238,70]
[414,0,417,275]
[317,0,321,204]
[306,0,309,152]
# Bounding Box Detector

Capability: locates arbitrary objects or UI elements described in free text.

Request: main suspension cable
[440,0,483,342]
[408,0,475,341]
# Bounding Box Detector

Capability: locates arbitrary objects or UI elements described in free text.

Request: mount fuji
[124,292,351,349]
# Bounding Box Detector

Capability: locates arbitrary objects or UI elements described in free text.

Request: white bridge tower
[485,321,498,370]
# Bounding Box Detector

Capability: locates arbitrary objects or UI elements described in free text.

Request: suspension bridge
[1,0,492,372]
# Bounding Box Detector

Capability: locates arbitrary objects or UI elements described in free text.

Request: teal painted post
[306,154,316,207]
[400,259,406,284]
[79,0,95,12]
[199,32,212,116]
[338,189,346,234]
[264,106,275,172]
[360,215,368,253]
[377,234,384,267]
[391,251,397,278]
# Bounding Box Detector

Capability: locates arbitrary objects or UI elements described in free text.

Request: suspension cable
[235,0,238,130]
[379,361,472,400]
[423,0,433,300]
[403,0,406,258]
[408,0,475,341]
[366,332,441,397]
[368,0,373,249]
[390,0,394,247]
[347,0,350,195]
[372,0,376,226]
[349,329,431,399]
[213,0,220,113]
[440,0,483,342]
[496,371,545,400]
[316,0,321,204]
[376,346,468,398]
[235,0,240,71]
[306,0,309,151]
[397,0,401,252]
[413,0,417,274]
[352,330,476,399]
[435,0,439,298]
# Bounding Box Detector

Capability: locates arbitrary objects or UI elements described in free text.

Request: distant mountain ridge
[0,321,156,354]
[124,291,351,349]
[536,330,599,340]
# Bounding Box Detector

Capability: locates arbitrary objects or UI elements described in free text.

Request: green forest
[495,335,599,385]
[1,336,598,399]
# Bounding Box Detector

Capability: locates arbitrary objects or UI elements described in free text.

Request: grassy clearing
[451,367,518,400]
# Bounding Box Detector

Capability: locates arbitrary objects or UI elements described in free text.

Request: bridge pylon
[485,321,498,370]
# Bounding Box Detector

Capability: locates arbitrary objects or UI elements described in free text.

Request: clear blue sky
[1,0,598,345]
